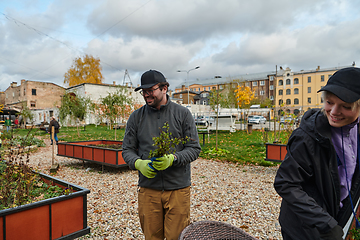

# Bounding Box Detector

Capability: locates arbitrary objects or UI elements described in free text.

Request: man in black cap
[122,70,201,240]
[274,67,360,239]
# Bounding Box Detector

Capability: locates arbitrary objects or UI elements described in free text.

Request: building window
[308,87,311,93]
[260,80,265,86]
[30,101,36,107]
[286,99,291,105]
[308,98,311,104]
[294,88,299,94]
[24,88,26,95]
[279,90,283,95]
[321,75,325,82]
[270,76,274,81]
[286,79,291,85]
[252,81,257,87]
[180,94,182,98]
[328,74,332,79]
[279,99,283,105]
[279,80,283,86]
[270,95,274,100]
[270,85,274,90]
[245,82,250,87]
[287,73,290,76]
[260,90,265,95]
[32,89,36,95]
[286,89,291,95]
[219,85,224,89]
[308,76,311,83]
[294,78,299,84]
[294,98,299,105]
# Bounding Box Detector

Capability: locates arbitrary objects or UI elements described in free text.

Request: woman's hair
[321,91,360,110]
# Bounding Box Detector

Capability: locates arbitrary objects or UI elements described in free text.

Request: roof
[176,71,276,88]
[66,82,129,90]
[175,65,357,88]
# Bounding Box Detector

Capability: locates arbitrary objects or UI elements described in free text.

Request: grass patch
[199,129,289,166]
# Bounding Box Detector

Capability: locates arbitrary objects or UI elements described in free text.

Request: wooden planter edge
[0,172,91,240]
[265,142,287,162]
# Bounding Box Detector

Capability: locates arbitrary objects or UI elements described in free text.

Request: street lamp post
[177,66,200,106]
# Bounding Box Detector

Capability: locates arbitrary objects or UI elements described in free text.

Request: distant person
[122,69,201,240]
[4,117,11,132]
[48,116,60,145]
[14,117,19,129]
[274,67,360,239]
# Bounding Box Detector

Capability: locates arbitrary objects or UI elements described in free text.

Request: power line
[1,13,80,53]
[92,0,152,40]
[1,0,153,82]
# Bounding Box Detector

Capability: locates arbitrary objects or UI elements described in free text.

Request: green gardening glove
[135,159,157,178]
[152,154,175,171]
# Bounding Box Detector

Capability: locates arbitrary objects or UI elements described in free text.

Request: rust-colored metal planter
[0,172,90,240]
[57,140,126,168]
[265,143,287,162]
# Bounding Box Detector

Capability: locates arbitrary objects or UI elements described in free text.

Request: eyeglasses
[140,87,160,96]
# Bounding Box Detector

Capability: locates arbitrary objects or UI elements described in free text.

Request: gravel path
[27,140,282,240]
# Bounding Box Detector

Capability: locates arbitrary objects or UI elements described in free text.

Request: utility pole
[274,65,278,143]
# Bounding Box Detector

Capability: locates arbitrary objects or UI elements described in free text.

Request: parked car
[248,116,266,124]
[195,116,207,126]
[247,115,256,123]
[195,116,214,126]
[280,117,294,125]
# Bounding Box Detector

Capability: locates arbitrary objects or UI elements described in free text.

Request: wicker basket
[178,220,258,240]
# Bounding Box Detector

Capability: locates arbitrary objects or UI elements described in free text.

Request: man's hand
[135,159,157,178]
[152,154,175,171]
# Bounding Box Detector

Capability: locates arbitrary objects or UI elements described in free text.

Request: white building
[65,82,144,125]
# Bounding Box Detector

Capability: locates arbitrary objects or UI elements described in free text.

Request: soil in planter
[89,144,122,150]
[0,160,72,210]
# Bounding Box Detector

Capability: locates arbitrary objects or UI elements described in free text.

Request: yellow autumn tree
[235,86,255,108]
[64,54,104,87]
[235,86,255,133]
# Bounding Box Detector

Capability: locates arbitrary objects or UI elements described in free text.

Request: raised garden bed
[57,140,126,168]
[0,172,90,240]
[265,143,287,162]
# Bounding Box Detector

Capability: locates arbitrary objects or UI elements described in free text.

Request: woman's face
[323,94,360,127]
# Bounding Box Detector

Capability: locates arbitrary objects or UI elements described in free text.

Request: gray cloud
[0,0,359,91]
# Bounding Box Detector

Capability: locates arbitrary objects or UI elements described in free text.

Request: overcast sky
[1,0,360,91]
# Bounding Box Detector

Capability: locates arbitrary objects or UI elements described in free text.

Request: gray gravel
[27,141,282,239]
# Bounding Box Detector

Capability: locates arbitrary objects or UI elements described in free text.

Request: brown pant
[138,186,191,240]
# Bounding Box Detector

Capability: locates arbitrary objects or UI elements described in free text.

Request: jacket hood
[299,108,332,144]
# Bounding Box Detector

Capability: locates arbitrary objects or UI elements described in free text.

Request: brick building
[2,79,65,124]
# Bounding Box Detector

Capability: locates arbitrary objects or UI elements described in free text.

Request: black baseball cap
[317,67,360,103]
[135,70,167,91]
